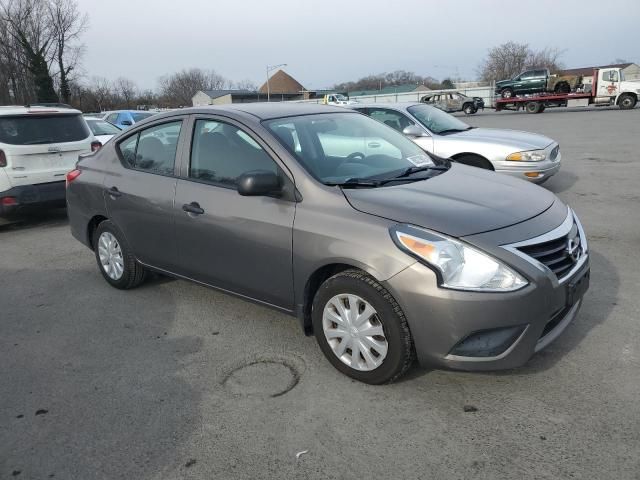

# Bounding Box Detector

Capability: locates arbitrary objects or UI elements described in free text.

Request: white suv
[0,106,97,221]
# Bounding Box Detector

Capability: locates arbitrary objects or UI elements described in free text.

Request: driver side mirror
[237,170,282,197]
[402,125,424,137]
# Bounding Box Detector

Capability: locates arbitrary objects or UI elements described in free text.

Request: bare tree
[47,0,88,103]
[478,42,565,82]
[333,70,443,92]
[159,68,230,107]
[1,0,58,102]
[115,77,137,108]
[234,79,258,90]
[89,76,113,112]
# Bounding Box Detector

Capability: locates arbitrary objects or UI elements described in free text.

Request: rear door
[173,116,296,309]
[0,112,92,187]
[105,117,188,271]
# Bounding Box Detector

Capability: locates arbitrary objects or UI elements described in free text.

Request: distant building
[348,84,431,98]
[192,89,265,106]
[258,69,308,101]
[560,63,640,85]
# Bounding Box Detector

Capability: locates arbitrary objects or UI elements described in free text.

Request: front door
[105,118,186,271]
[173,117,296,310]
[597,69,619,98]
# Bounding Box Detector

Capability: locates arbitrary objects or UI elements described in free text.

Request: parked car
[0,106,98,222]
[421,92,484,114]
[350,102,561,184]
[101,110,157,129]
[66,104,589,384]
[85,117,121,145]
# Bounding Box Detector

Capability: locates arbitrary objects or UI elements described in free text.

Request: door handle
[182,202,204,215]
[107,186,122,198]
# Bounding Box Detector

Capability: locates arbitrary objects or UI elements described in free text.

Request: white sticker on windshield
[406,154,434,167]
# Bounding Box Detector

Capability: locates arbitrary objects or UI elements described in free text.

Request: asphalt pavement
[1,106,639,479]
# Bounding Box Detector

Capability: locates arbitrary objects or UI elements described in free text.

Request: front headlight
[506,149,546,161]
[392,225,528,292]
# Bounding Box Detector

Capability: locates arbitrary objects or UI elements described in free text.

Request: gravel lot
[1,107,639,480]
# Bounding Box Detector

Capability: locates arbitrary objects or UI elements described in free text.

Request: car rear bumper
[0,181,66,216]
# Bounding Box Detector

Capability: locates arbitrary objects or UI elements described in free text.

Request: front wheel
[93,220,147,289]
[618,94,637,110]
[312,270,414,384]
[463,103,477,115]
[501,88,514,99]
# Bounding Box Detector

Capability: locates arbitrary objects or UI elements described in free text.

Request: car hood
[495,79,513,86]
[449,128,555,150]
[342,164,556,237]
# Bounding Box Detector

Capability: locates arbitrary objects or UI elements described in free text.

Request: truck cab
[593,68,639,109]
[323,94,355,105]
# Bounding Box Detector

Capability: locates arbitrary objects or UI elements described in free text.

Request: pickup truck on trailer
[495,67,640,113]
[495,68,580,98]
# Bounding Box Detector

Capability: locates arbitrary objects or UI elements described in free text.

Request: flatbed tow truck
[495,67,639,113]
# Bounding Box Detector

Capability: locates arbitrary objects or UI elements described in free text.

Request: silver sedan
[349,102,561,184]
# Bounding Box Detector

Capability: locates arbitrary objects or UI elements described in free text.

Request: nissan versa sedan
[350,102,561,184]
[66,104,589,384]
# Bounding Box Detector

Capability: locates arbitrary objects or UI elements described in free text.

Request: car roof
[0,105,83,116]
[150,103,353,122]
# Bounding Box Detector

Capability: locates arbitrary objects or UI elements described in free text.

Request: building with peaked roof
[258,69,308,101]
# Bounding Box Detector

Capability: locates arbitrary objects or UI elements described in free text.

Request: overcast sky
[79,0,640,90]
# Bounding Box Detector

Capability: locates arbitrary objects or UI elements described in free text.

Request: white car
[0,106,97,222]
[84,117,121,146]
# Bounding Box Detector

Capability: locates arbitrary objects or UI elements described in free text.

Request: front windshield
[87,119,121,135]
[265,113,441,185]
[407,104,471,134]
[335,94,348,101]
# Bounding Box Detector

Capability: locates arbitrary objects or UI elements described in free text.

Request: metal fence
[293,83,497,107]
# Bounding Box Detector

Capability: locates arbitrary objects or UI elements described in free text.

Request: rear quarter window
[0,114,90,145]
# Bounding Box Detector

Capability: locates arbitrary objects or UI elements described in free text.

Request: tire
[452,154,493,170]
[618,94,637,110]
[525,101,542,114]
[93,220,147,289]
[463,103,476,115]
[554,82,570,94]
[311,269,414,384]
[501,88,514,99]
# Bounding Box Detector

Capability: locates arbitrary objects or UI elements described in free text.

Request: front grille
[550,145,559,161]
[517,222,581,279]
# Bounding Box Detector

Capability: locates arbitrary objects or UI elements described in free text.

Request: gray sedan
[350,103,561,184]
[66,103,588,384]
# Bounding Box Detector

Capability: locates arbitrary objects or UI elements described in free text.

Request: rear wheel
[93,220,147,289]
[618,94,637,110]
[525,101,542,114]
[554,82,570,94]
[463,103,477,115]
[311,269,414,384]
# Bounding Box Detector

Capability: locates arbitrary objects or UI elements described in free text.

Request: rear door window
[117,120,182,175]
[0,114,90,145]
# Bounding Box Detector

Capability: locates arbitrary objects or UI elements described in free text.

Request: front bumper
[0,181,66,217]
[383,208,589,371]
[493,150,562,184]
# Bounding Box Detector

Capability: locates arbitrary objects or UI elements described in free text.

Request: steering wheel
[347,152,365,161]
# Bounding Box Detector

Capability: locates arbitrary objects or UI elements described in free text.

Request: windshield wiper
[392,165,448,179]
[327,178,382,188]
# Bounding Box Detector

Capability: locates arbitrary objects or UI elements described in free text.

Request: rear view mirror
[121,120,132,126]
[402,125,424,137]
[237,170,282,197]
